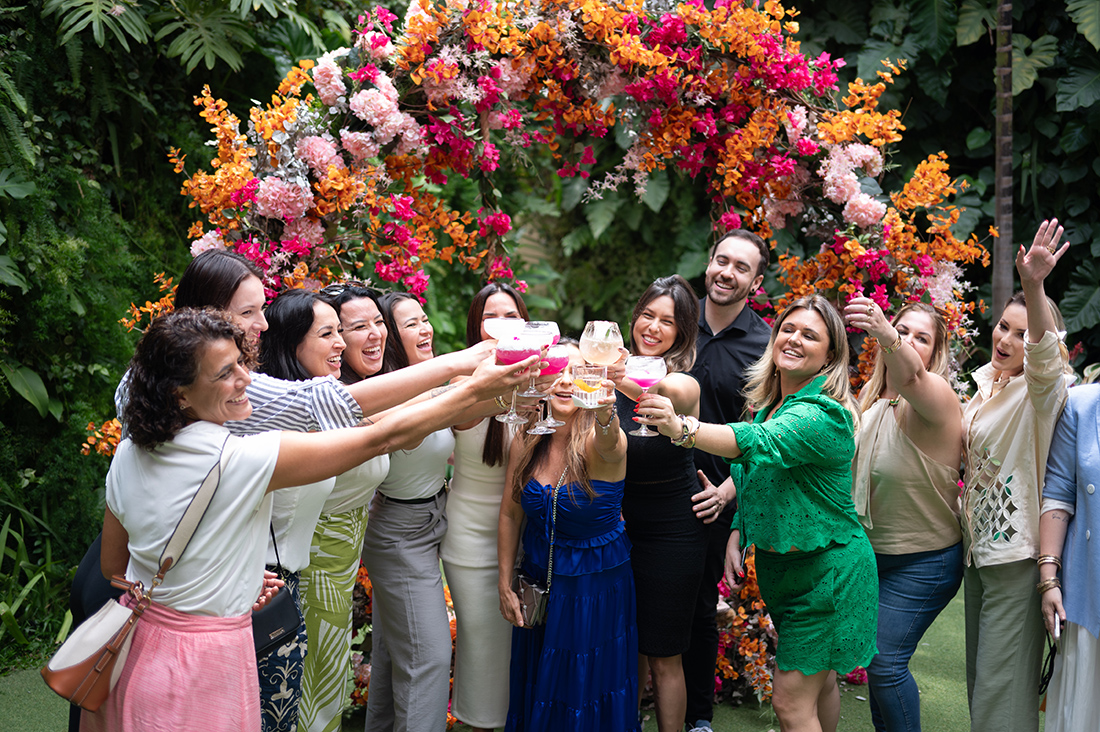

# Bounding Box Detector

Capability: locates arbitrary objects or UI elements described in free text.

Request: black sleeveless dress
[617,389,708,656]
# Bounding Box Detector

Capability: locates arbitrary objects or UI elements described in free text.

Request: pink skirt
[80,596,260,732]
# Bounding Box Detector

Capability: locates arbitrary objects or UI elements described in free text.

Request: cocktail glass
[495,335,541,424]
[534,344,569,429]
[519,321,559,397]
[579,321,624,366]
[625,356,667,437]
[483,317,527,341]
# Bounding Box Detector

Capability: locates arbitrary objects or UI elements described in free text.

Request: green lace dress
[728,376,877,675]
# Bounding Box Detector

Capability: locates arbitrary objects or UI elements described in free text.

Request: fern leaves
[43,0,152,52]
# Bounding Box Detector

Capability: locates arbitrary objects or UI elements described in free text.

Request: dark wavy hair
[175,250,264,310]
[464,283,530,467]
[628,275,699,373]
[378,292,423,373]
[124,308,255,450]
[465,282,530,348]
[322,283,386,384]
[258,290,334,382]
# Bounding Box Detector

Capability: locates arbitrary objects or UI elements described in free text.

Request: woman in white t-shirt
[83,308,534,732]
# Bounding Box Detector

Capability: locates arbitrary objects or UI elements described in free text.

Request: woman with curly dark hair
[85,308,534,732]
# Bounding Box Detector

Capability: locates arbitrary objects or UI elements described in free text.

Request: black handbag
[252,526,301,657]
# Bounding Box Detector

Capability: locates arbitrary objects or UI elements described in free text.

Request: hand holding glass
[495,335,541,424]
[625,356,667,437]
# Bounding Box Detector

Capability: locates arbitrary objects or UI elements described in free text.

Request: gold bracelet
[1037,555,1062,569]
[880,332,903,354]
[494,395,510,411]
[1036,577,1062,595]
[672,416,700,448]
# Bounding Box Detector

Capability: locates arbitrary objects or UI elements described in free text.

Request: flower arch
[166,0,987,336]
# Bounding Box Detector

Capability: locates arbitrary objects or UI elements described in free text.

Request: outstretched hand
[1017,218,1070,286]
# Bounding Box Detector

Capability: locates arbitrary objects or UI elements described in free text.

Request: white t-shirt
[107,421,280,617]
[325,455,390,514]
[377,428,455,501]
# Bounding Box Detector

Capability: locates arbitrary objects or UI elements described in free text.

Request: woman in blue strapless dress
[497,342,639,732]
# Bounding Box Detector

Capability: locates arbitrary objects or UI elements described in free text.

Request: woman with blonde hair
[639,295,875,732]
[843,299,963,732]
[498,343,637,731]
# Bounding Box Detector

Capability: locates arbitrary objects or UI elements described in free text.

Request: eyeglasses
[320,279,371,297]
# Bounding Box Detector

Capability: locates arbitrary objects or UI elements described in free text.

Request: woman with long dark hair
[441,282,530,732]
[615,275,703,732]
[297,283,391,732]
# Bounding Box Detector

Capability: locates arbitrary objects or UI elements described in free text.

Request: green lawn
[0,590,1038,731]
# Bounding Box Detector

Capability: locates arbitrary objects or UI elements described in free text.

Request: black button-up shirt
[690,297,771,486]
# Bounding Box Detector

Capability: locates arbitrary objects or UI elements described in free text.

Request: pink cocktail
[542,345,570,376]
[496,343,539,365]
[629,375,662,390]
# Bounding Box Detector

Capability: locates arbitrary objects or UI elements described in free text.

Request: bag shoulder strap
[155,434,230,580]
[545,466,568,592]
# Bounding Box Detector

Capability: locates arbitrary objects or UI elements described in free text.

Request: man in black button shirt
[682,229,771,732]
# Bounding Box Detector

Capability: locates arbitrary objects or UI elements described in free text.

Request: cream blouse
[961,330,1072,568]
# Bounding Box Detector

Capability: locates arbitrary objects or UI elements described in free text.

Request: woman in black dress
[615,275,704,732]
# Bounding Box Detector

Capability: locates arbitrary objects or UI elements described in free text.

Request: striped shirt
[115,370,362,436]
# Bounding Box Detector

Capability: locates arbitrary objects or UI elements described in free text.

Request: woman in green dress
[638,295,876,732]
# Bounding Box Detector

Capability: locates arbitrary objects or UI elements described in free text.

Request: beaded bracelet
[1036,577,1062,595]
[594,405,617,435]
[671,415,700,448]
[880,332,903,354]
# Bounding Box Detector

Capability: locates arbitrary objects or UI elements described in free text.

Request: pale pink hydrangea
[312,57,346,107]
[393,115,426,158]
[847,143,883,177]
[375,73,400,103]
[190,229,227,257]
[819,147,861,204]
[341,130,380,164]
[843,192,886,229]
[283,217,325,246]
[253,177,314,221]
[295,135,343,174]
[350,89,403,144]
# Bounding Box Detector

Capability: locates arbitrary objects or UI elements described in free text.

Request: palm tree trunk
[992,1,1014,319]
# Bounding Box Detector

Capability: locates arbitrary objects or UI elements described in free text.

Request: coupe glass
[579,321,623,366]
[533,344,569,429]
[519,321,559,397]
[494,334,541,425]
[483,317,527,341]
[624,356,667,437]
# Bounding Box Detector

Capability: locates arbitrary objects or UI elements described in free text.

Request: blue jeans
[867,543,963,732]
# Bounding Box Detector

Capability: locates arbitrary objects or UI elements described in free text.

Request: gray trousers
[964,559,1044,732]
[362,491,451,732]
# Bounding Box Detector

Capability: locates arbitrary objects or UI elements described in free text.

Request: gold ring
[1046,244,1056,253]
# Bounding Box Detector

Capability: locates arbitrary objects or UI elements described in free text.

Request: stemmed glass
[529,344,569,432]
[625,356,667,437]
[519,321,559,397]
[483,317,527,342]
[579,320,623,366]
[495,334,542,425]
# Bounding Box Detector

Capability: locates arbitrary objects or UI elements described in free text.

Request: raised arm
[1017,218,1070,344]
[843,296,961,431]
[345,340,496,416]
[587,384,627,479]
[638,391,743,459]
[269,353,535,491]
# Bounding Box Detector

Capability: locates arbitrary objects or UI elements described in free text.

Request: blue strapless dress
[505,478,640,732]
